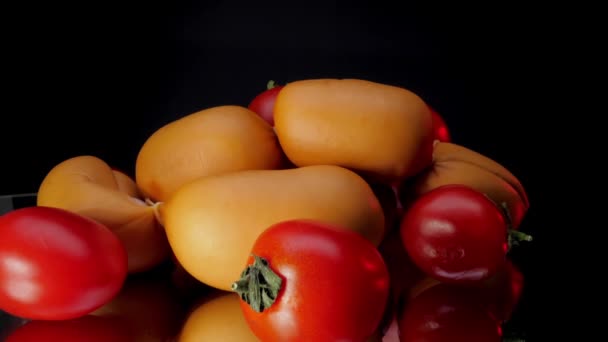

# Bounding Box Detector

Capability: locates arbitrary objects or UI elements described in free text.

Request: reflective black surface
[2,2,549,339]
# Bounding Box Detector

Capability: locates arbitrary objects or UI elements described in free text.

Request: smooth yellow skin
[37,155,169,273]
[136,105,282,202]
[274,78,434,181]
[163,165,385,291]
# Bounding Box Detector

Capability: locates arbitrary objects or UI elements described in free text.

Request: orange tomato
[162,165,385,291]
[37,155,169,273]
[135,105,282,202]
[274,78,434,182]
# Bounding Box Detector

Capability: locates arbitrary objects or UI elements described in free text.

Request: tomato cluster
[245,81,531,341]
[0,78,532,341]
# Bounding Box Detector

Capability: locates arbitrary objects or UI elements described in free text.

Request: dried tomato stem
[232,255,282,313]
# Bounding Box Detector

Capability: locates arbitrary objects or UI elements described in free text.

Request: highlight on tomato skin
[398,283,503,342]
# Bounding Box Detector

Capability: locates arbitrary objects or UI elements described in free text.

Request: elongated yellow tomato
[274,79,434,182]
[37,155,169,273]
[163,165,385,291]
[136,105,282,202]
[178,292,259,342]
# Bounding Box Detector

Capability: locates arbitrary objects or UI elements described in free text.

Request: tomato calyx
[232,254,283,313]
[266,80,277,90]
[500,202,533,251]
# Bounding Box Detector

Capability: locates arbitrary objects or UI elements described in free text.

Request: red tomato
[430,107,451,142]
[0,206,128,320]
[5,315,133,342]
[248,80,284,126]
[400,185,507,284]
[233,219,390,342]
[398,283,502,342]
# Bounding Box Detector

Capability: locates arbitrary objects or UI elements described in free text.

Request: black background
[2,0,560,339]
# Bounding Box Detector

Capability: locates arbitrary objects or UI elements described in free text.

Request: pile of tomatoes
[0,79,532,342]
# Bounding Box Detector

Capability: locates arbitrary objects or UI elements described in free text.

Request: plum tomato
[232,219,390,342]
[248,80,284,126]
[0,206,128,320]
[399,185,508,284]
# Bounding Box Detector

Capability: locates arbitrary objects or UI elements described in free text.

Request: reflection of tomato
[479,260,525,322]
[92,274,185,342]
[5,315,132,342]
[0,206,128,320]
[400,185,507,284]
[234,220,390,342]
[406,259,525,323]
[398,284,501,342]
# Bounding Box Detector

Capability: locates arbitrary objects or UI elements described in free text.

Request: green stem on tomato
[231,254,282,313]
[500,202,533,251]
[508,229,533,248]
[267,80,277,90]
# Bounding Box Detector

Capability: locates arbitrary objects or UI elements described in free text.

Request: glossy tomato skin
[398,283,502,342]
[430,108,451,142]
[400,185,507,284]
[5,315,133,342]
[0,206,128,320]
[248,84,284,126]
[238,219,390,342]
